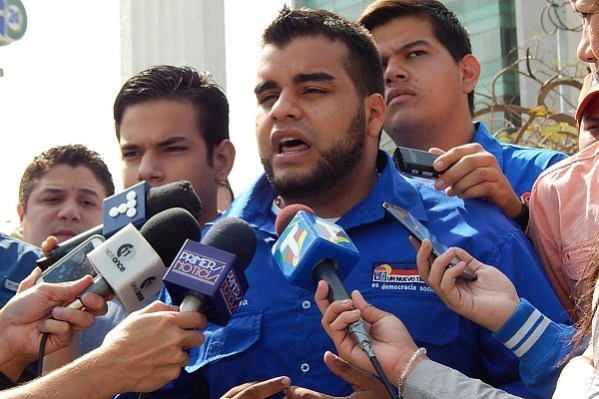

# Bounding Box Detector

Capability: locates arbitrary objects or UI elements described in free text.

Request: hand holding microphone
[272,205,372,353]
[67,207,201,312]
[92,300,207,395]
[314,281,425,390]
[272,204,400,399]
[164,216,257,325]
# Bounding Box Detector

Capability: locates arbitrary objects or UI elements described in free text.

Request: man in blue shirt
[358,0,567,230]
[133,7,568,399]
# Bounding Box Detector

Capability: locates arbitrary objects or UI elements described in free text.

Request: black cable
[36,332,50,376]
[370,355,400,399]
[348,319,399,399]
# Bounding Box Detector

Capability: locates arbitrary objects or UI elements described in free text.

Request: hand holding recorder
[414,239,520,333]
[394,145,523,220]
[383,201,476,281]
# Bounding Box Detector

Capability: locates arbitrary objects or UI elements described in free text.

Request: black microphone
[163,217,257,326]
[37,180,202,270]
[67,207,201,312]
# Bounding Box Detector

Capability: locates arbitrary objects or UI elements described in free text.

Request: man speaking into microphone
[136,7,568,399]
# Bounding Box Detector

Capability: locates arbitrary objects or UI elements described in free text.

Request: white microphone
[68,208,200,312]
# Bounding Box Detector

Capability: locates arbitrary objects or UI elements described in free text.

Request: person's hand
[315,281,423,384]
[430,144,522,218]
[414,238,519,332]
[553,344,595,398]
[283,351,390,398]
[94,300,206,393]
[0,272,107,364]
[41,235,59,257]
[221,376,291,398]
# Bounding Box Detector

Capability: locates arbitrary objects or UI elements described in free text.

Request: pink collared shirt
[528,141,599,316]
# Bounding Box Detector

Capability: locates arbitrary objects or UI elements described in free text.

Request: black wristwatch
[512,195,529,231]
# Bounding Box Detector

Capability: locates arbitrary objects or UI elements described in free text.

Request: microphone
[272,205,400,399]
[163,217,257,326]
[37,180,202,270]
[272,205,372,351]
[68,207,201,312]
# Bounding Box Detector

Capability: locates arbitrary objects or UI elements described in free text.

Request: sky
[0,1,282,234]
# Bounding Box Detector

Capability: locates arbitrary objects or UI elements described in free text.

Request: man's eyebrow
[294,72,335,84]
[254,80,278,96]
[155,136,189,147]
[40,187,100,199]
[78,188,101,199]
[254,73,335,96]
[398,39,430,53]
[120,142,139,152]
[120,136,189,152]
[381,39,430,60]
[39,187,65,196]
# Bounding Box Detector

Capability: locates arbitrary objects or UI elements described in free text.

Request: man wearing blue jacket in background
[359,0,567,231]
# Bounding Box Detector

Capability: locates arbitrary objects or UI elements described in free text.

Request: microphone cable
[349,319,400,399]
[36,331,50,376]
[371,356,400,399]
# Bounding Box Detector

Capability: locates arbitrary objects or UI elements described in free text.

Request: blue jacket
[0,233,41,308]
[472,122,567,199]
[494,299,576,399]
[138,152,568,399]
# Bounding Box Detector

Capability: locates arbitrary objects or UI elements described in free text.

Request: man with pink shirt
[528,76,599,317]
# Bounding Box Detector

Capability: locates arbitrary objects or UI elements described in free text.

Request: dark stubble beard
[261,104,367,199]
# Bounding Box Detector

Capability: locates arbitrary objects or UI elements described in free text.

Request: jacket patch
[371,262,433,292]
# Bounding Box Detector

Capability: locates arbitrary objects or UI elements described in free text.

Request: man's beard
[261,105,367,199]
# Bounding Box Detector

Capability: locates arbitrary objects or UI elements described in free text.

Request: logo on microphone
[220,270,245,314]
[130,281,145,302]
[102,181,147,237]
[313,218,351,245]
[117,243,134,258]
[172,249,227,284]
[108,190,139,219]
[275,222,307,267]
[130,276,157,302]
[106,243,134,272]
[140,276,156,290]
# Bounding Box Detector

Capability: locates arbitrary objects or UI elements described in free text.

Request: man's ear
[364,93,386,139]
[460,54,480,95]
[17,203,25,224]
[212,139,236,182]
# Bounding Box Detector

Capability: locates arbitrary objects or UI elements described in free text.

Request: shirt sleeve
[404,360,521,399]
[493,298,575,399]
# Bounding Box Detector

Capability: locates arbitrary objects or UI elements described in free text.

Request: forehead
[371,15,437,46]
[119,100,202,142]
[121,100,197,126]
[30,165,104,194]
[257,35,351,81]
